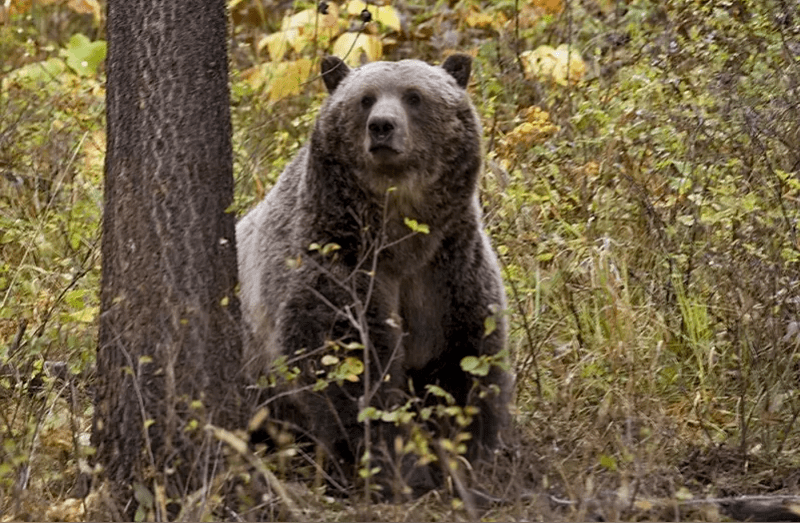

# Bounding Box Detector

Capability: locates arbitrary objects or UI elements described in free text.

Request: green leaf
[2,58,67,89]
[675,486,694,501]
[425,384,455,404]
[133,481,153,522]
[381,407,414,424]
[340,357,364,381]
[69,306,98,323]
[64,289,88,309]
[321,242,341,255]
[357,406,380,422]
[65,34,106,76]
[341,341,364,350]
[358,466,381,478]
[403,217,430,234]
[133,481,154,507]
[461,355,490,376]
[321,354,339,366]
[598,454,617,471]
[491,349,512,371]
[329,356,364,383]
[460,356,480,373]
[484,315,497,337]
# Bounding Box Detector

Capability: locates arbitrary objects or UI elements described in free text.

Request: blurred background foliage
[0,0,798,520]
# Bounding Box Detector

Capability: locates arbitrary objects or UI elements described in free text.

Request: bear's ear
[321,56,350,94]
[441,54,472,89]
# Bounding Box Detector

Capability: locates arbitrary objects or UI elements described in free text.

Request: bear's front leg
[274,276,405,485]
[405,235,509,463]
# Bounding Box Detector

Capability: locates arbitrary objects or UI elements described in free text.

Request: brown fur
[237,55,511,491]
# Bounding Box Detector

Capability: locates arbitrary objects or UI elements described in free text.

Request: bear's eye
[404,91,422,107]
[360,95,376,109]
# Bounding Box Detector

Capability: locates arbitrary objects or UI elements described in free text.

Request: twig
[207,425,299,520]
[550,492,800,522]
[7,319,27,358]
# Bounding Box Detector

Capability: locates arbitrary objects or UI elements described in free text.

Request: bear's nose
[368,117,395,142]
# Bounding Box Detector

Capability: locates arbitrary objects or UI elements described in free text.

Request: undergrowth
[0,0,798,521]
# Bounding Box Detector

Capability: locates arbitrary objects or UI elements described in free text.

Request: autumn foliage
[1,0,798,520]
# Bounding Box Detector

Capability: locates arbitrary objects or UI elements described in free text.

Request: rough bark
[93,0,242,511]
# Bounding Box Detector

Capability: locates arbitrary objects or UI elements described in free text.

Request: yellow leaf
[260,31,291,61]
[531,0,563,14]
[282,7,316,30]
[345,1,401,32]
[70,306,98,323]
[345,0,364,15]
[521,46,553,80]
[321,355,340,366]
[375,5,401,32]
[206,425,249,454]
[46,498,85,522]
[342,356,364,382]
[67,0,99,15]
[465,9,494,28]
[266,59,313,102]
[261,5,340,60]
[282,5,339,32]
[244,59,313,102]
[332,32,382,66]
[554,43,586,84]
[345,0,368,16]
[4,0,29,17]
[289,28,308,55]
[82,129,105,181]
[675,486,694,501]
[521,44,585,85]
[67,0,102,25]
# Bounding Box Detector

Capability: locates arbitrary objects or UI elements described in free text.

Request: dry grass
[1,0,798,520]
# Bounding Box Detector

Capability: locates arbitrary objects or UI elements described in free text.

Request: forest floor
[1,0,799,521]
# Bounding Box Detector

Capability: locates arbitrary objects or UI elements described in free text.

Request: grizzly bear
[236,54,511,493]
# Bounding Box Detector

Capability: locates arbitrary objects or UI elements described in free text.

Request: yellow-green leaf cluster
[241,59,314,102]
[498,106,559,164]
[332,32,383,66]
[521,44,586,86]
[403,217,430,234]
[258,4,341,61]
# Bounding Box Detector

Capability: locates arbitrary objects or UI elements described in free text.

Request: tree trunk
[93,0,242,513]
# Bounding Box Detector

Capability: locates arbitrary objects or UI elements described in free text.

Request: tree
[92,0,242,516]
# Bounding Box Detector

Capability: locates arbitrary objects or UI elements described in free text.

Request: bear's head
[313,55,482,199]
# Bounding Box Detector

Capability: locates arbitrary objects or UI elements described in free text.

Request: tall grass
[0,0,797,520]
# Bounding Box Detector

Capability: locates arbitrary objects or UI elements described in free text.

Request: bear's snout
[368,117,396,143]
[365,99,407,157]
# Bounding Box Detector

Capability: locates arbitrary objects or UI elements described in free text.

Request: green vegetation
[1,0,797,520]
